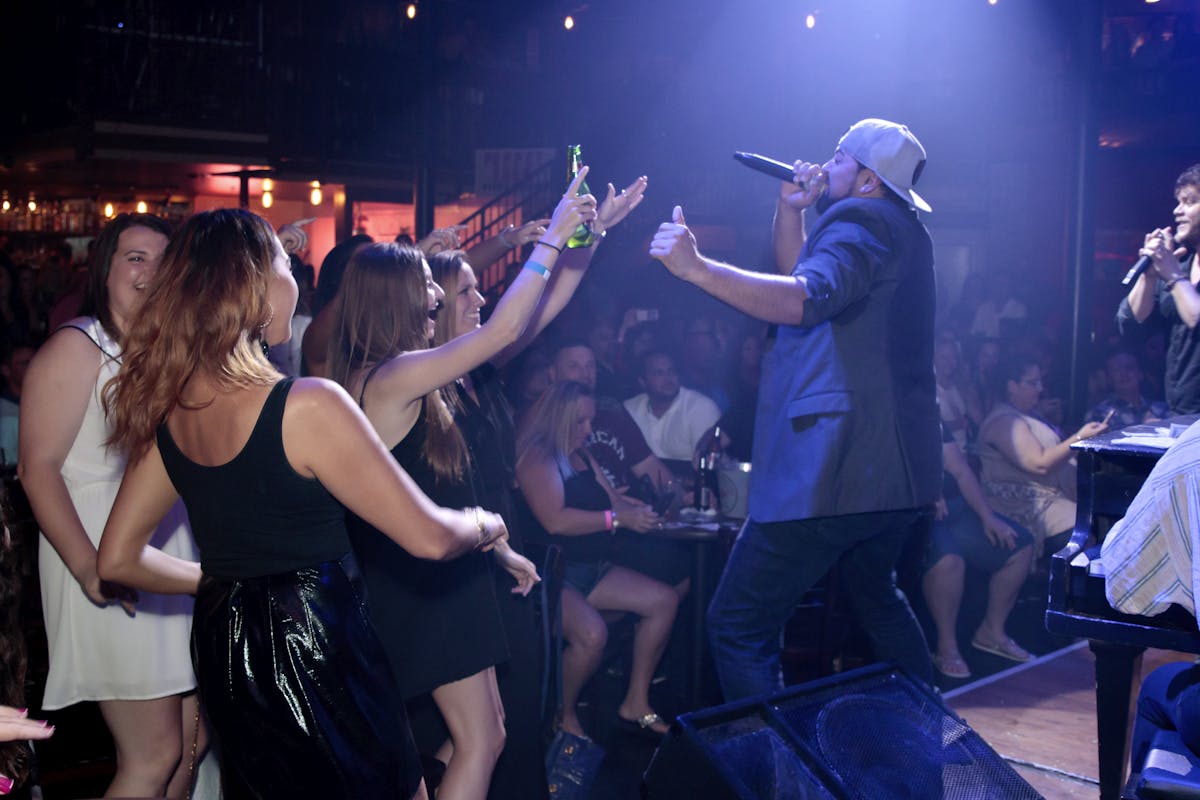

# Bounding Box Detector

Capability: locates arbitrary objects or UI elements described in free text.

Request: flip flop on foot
[971,634,1032,663]
[616,712,669,738]
[932,653,972,679]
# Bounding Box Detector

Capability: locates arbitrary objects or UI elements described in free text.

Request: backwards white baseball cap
[837,118,932,213]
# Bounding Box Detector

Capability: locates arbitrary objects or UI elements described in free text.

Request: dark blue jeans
[1132,662,1200,770]
[706,509,934,702]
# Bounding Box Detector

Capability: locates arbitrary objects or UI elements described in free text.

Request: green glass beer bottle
[566,144,594,249]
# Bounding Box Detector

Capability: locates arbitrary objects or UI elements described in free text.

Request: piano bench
[1134,730,1200,799]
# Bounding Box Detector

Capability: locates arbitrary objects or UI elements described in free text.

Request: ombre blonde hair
[104,208,282,459]
[327,242,467,482]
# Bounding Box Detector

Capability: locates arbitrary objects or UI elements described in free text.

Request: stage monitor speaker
[642,663,1041,800]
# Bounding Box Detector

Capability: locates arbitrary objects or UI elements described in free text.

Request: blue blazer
[748,197,942,522]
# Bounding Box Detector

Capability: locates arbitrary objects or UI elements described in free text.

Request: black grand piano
[1045,417,1200,800]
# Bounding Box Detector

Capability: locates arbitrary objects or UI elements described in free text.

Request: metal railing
[457,157,560,300]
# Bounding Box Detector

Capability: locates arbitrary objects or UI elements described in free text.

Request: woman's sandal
[615,712,669,738]
[971,634,1032,663]
[932,653,972,679]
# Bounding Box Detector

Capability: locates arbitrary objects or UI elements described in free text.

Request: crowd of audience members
[0,213,1188,795]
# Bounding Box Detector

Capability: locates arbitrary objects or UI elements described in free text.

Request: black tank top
[157,378,351,579]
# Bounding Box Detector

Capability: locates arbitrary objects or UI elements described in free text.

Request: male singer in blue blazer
[649,118,942,699]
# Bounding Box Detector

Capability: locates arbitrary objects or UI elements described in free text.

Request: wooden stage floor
[945,642,1195,799]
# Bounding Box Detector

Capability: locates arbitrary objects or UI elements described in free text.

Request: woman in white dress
[19,214,202,798]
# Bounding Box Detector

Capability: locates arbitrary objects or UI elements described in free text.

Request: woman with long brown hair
[327,170,595,800]
[20,213,202,798]
[97,208,506,799]
[427,174,647,799]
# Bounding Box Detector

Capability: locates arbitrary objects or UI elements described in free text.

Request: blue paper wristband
[524,260,552,281]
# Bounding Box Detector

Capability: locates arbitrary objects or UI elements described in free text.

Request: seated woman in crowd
[516,380,677,738]
[977,353,1108,558]
[923,425,1034,679]
[98,208,505,800]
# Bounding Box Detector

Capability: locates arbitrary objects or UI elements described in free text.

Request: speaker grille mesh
[773,672,1042,800]
[697,714,836,799]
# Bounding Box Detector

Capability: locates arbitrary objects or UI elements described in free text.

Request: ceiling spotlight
[310,181,323,206]
[104,202,115,218]
[564,15,575,30]
[1,200,9,213]
[407,4,417,19]
[806,13,816,29]
[136,200,148,214]
[27,199,37,213]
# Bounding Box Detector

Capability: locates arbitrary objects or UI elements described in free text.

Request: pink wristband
[605,509,614,532]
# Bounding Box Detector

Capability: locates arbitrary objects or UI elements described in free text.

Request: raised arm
[651,206,810,325]
[496,175,649,367]
[367,171,597,406]
[287,379,504,560]
[465,219,549,271]
[772,161,826,274]
[98,444,202,595]
[19,328,118,605]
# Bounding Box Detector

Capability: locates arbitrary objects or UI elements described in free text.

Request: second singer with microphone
[1118,163,1200,414]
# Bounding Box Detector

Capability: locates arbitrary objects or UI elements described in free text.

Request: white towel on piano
[1102,420,1200,620]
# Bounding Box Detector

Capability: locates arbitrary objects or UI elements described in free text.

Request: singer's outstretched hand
[1140,227,1189,282]
[780,161,827,211]
[649,206,705,281]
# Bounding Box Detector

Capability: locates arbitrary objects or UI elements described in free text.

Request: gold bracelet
[472,507,487,547]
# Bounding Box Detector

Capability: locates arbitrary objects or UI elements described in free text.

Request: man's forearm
[689,257,809,326]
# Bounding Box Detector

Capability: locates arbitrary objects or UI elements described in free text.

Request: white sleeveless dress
[37,318,198,710]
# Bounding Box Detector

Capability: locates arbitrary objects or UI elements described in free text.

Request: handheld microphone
[733,151,796,183]
[1121,255,1152,287]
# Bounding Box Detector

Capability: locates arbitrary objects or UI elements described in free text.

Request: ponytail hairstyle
[105,209,282,459]
[83,212,173,344]
[328,242,467,482]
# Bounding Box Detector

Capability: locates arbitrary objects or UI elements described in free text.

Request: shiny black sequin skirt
[193,554,423,800]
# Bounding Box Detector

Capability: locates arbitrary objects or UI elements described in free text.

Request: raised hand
[543,167,597,245]
[278,217,316,255]
[780,161,827,211]
[418,225,468,256]
[501,218,552,249]
[649,205,705,282]
[594,175,649,236]
[1141,227,1189,282]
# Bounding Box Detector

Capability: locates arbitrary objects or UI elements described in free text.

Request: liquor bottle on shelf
[566,144,594,249]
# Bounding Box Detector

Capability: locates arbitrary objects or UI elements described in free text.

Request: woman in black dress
[427,173,647,799]
[326,171,594,800]
[97,208,506,800]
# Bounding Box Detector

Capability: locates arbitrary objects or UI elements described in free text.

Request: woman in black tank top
[516,381,677,740]
[325,178,595,800]
[97,209,507,800]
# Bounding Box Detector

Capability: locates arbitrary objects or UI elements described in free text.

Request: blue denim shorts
[562,560,613,597]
